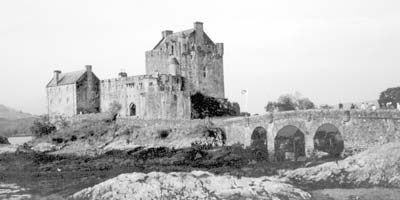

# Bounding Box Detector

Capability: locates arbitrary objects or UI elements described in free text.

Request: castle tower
[145,22,225,99]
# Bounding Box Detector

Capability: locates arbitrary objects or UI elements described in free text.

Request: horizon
[1,0,399,115]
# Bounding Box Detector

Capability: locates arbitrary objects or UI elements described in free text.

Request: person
[338,103,343,109]
[360,103,366,110]
[350,104,356,109]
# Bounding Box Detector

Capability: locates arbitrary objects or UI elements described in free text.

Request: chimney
[193,22,204,42]
[162,30,173,38]
[194,21,203,31]
[85,65,92,72]
[53,70,61,85]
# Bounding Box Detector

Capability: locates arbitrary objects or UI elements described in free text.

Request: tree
[265,92,315,112]
[191,92,240,119]
[378,87,400,108]
[298,98,315,110]
[30,115,56,137]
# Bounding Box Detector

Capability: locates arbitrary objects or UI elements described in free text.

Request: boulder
[0,136,10,144]
[71,171,312,200]
[0,144,17,154]
[31,142,56,153]
[284,142,400,188]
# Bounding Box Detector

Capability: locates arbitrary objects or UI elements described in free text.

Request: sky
[0,0,400,115]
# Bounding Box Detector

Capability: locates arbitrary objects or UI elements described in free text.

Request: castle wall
[46,84,76,118]
[100,74,190,119]
[76,71,100,114]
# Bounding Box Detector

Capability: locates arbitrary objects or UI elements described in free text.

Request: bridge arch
[251,126,268,160]
[274,125,306,161]
[313,123,344,157]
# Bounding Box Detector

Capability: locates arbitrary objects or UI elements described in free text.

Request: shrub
[108,101,122,121]
[30,115,56,137]
[378,87,400,108]
[265,92,315,112]
[0,135,10,144]
[191,92,240,119]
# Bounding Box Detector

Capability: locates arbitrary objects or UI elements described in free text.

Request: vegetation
[30,115,56,137]
[378,87,400,108]
[0,117,36,137]
[108,101,122,121]
[265,93,315,112]
[191,92,240,119]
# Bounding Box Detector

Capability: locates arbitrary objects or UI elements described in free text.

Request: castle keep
[46,22,224,119]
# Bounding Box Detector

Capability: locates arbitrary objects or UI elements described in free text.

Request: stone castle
[46,22,224,119]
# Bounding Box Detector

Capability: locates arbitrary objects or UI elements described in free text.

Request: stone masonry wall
[145,23,224,99]
[47,84,77,118]
[100,74,190,119]
[217,110,400,158]
[76,71,100,114]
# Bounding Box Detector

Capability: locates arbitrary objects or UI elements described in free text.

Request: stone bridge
[215,110,400,160]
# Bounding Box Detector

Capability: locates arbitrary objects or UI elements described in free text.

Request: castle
[46,22,225,119]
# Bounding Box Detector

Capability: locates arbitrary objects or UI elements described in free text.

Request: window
[170,45,174,55]
[203,66,207,78]
[66,98,69,103]
[149,82,153,86]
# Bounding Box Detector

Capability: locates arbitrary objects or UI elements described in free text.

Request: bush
[107,101,122,121]
[378,87,400,108]
[265,93,315,112]
[191,92,240,119]
[0,135,10,144]
[30,115,56,137]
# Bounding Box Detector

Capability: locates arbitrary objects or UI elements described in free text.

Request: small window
[203,66,207,78]
[66,98,69,103]
[149,82,153,86]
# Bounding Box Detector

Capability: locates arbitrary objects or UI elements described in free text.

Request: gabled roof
[153,28,195,50]
[46,70,86,87]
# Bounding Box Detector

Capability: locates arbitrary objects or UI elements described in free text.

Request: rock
[0,144,17,154]
[284,142,400,188]
[31,142,56,153]
[71,171,312,200]
[0,136,10,144]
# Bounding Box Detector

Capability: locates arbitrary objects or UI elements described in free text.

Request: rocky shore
[71,171,312,200]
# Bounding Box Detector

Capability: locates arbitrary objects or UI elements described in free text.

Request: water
[310,188,400,200]
[7,136,33,145]
[0,183,31,200]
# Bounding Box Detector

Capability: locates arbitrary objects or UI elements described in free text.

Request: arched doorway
[129,103,136,116]
[251,127,268,160]
[314,124,344,157]
[275,125,305,161]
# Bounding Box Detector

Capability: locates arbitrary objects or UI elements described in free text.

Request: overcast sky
[0,0,399,115]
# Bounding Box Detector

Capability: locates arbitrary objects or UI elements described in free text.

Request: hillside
[0,104,34,119]
[0,104,36,137]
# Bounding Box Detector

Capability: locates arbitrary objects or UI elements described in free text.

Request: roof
[46,70,86,87]
[153,29,195,50]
